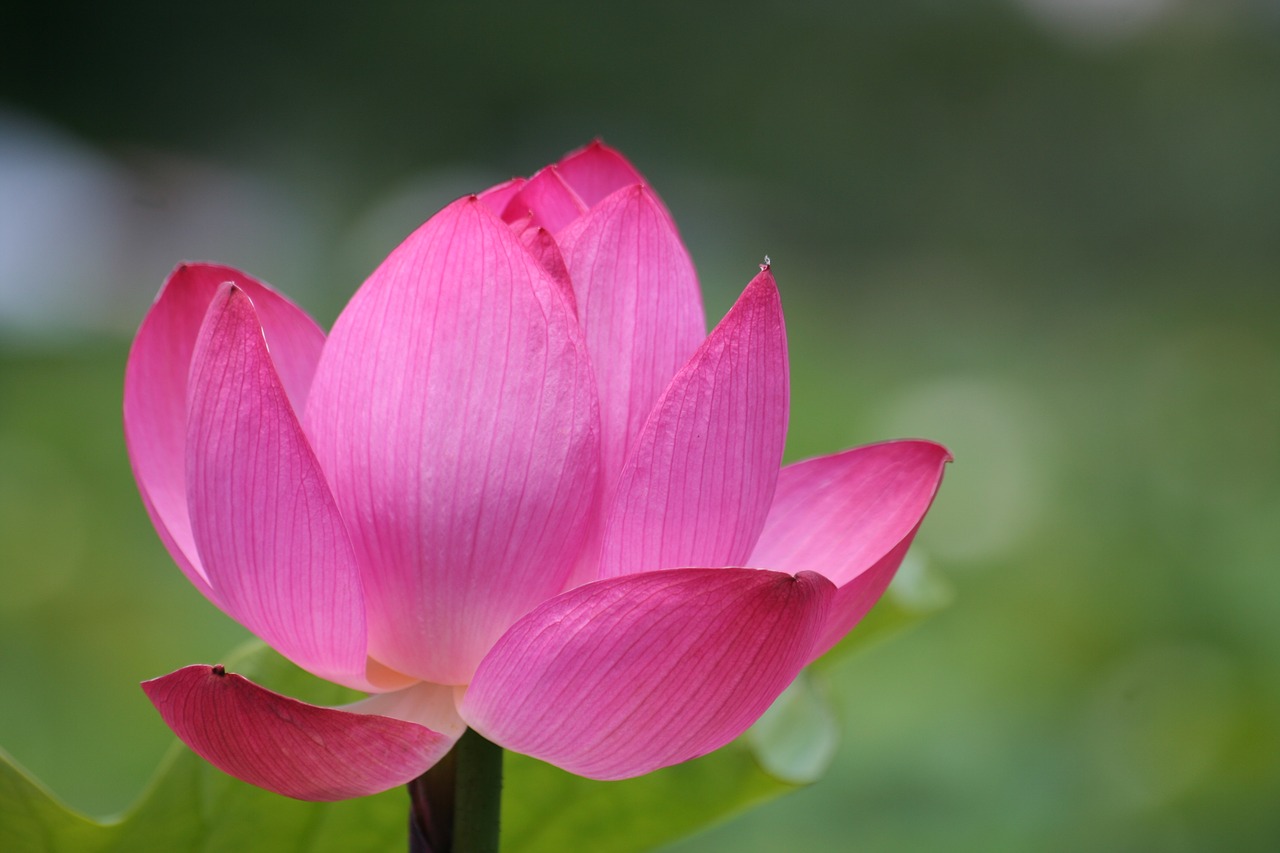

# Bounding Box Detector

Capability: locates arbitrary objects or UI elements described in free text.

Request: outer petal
[123,263,325,601]
[305,197,601,685]
[142,665,462,801]
[460,568,834,780]
[554,140,646,209]
[748,440,951,661]
[186,285,372,689]
[598,268,788,578]
[475,176,525,217]
[499,166,587,233]
[556,185,706,575]
[810,528,920,661]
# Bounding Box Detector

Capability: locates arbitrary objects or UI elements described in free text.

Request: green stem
[408,729,503,853]
[453,729,503,853]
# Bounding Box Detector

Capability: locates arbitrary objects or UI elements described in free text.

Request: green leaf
[745,671,839,785]
[0,747,104,852]
[0,643,407,853]
[501,744,796,853]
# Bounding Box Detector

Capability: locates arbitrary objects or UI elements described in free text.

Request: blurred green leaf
[745,671,839,785]
[502,744,795,853]
[0,644,405,853]
[0,748,103,852]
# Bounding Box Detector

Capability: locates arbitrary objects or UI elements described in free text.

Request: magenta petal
[520,226,578,316]
[557,184,707,506]
[305,197,601,685]
[751,440,950,585]
[123,263,325,603]
[461,568,833,780]
[598,268,789,577]
[748,440,951,660]
[476,177,525,217]
[554,140,646,208]
[500,166,588,233]
[142,665,461,801]
[186,285,370,689]
[810,528,920,661]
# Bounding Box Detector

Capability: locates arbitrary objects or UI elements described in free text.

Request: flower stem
[409,729,503,853]
[453,729,503,853]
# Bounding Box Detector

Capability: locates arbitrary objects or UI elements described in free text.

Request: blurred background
[2,0,1278,849]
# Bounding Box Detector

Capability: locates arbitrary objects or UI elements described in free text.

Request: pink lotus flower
[125,142,949,801]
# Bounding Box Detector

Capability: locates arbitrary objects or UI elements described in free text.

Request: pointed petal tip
[554,142,651,212]
[475,177,527,217]
[142,665,458,801]
[167,260,215,280]
[744,264,780,300]
[560,138,639,170]
[881,437,954,465]
[219,280,248,304]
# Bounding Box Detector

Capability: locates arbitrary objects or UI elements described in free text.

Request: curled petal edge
[142,665,462,801]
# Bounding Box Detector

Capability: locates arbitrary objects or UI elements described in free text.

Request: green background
[2,1,1277,849]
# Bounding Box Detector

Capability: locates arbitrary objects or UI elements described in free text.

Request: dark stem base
[409,729,503,853]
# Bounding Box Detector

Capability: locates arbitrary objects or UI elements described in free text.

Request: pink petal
[185,285,373,689]
[554,140,646,208]
[305,197,601,685]
[499,166,587,233]
[747,440,951,660]
[751,440,950,584]
[598,268,789,578]
[810,528,920,661]
[142,665,462,801]
[476,177,525,217]
[123,263,325,602]
[556,185,706,563]
[520,226,577,316]
[460,568,834,780]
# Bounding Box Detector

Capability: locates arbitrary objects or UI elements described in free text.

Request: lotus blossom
[124,142,949,802]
